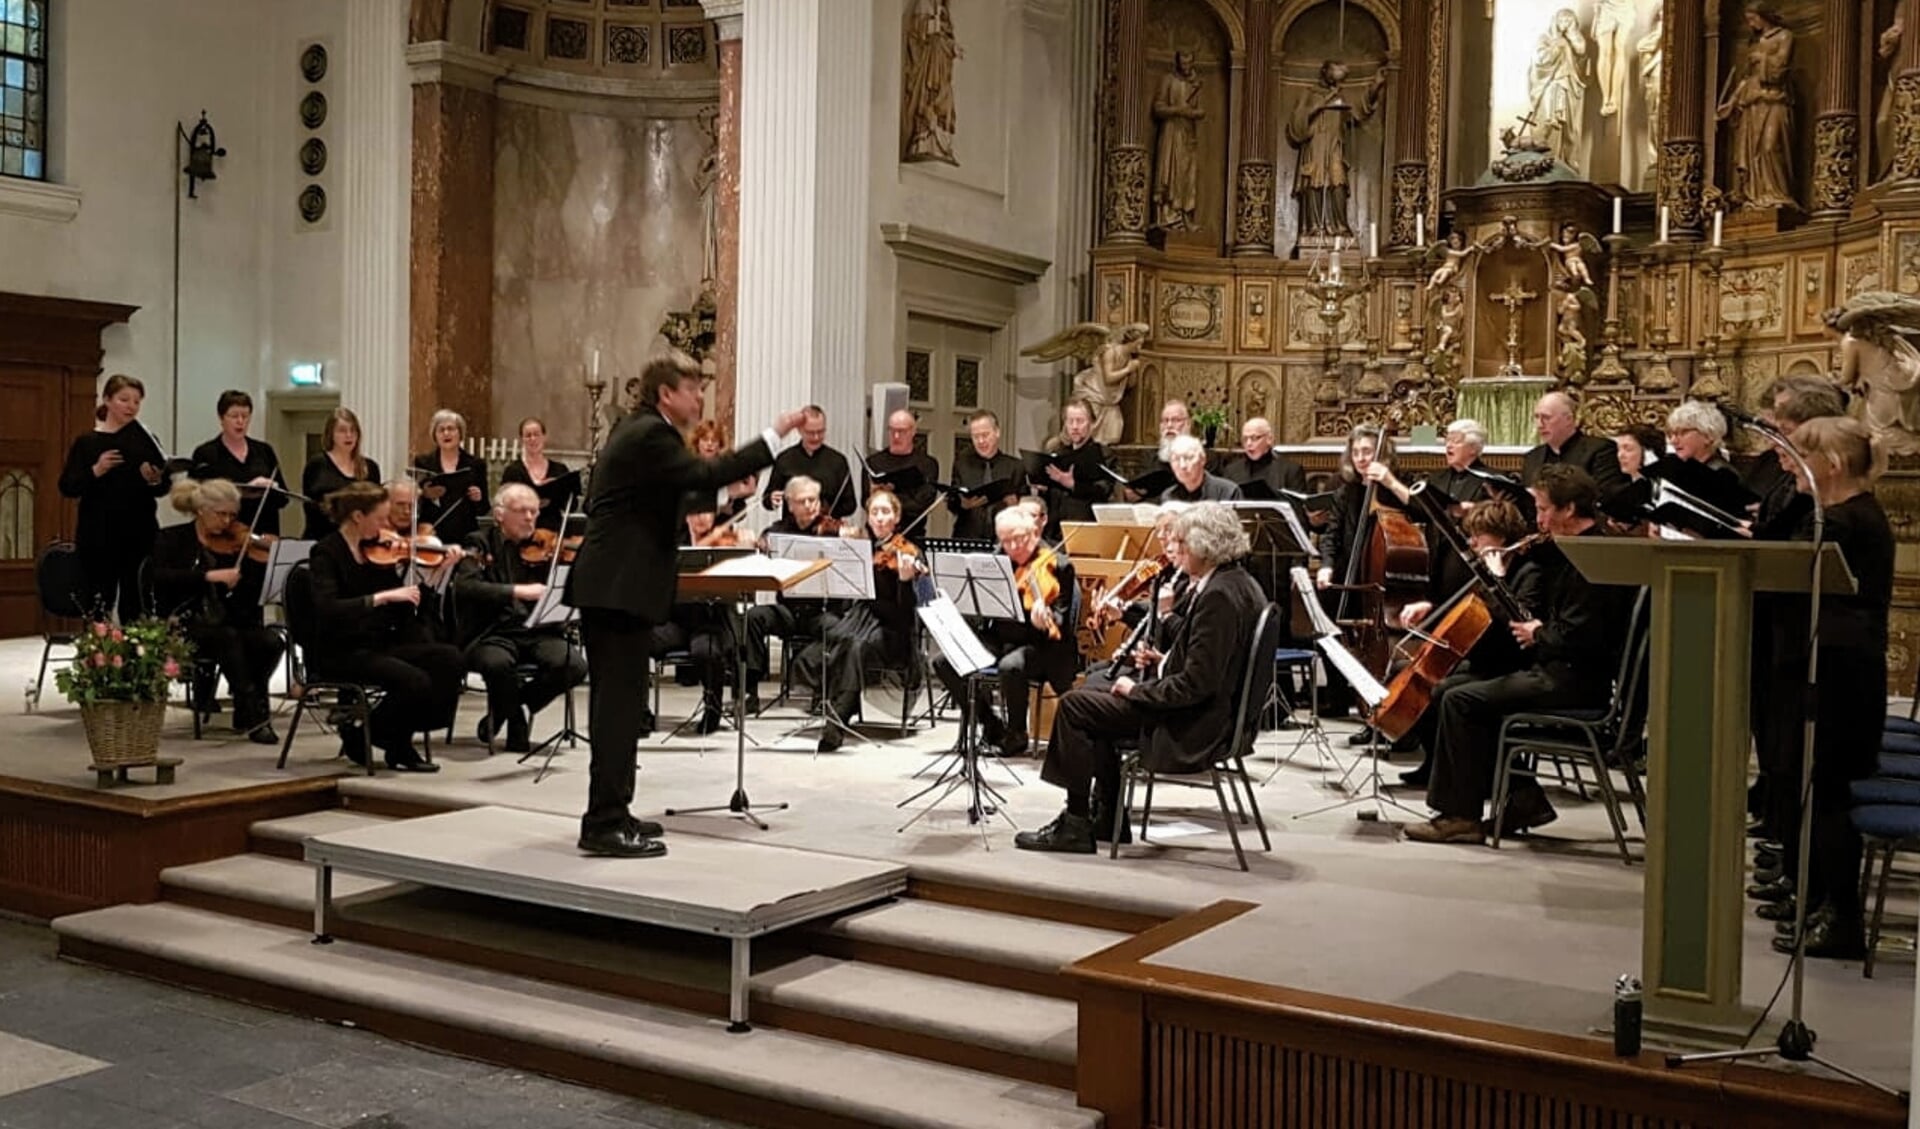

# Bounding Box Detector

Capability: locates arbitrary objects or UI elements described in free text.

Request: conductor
[567,355,806,858]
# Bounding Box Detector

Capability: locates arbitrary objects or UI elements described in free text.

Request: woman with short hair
[412,409,488,545]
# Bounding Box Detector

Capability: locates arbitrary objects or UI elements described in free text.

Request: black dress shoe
[1495,787,1558,834]
[1754,849,1783,872]
[1793,910,1867,960]
[1756,899,1798,921]
[339,727,370,766]
[247,724,280,746]
[384,748,441,774]
[696,697,724,735]
[1000,732,1031,759]
[817,726,845,753]
[1398,765,1431,788]
[1750,866,1784,887]
[1747,876,1794,902]
[1091,807,1134,845]
[1346,725,1377,748]
[1013,811,1097,854]
[623,815,665,838]
[578,825,667,858]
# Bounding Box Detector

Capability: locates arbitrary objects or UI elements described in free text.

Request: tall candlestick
[1416,212,1426,247]
[1612,196,1623,234]
[1368,221,1379,259]
[1712,209,1723,248]
[1658,206,1670,244]
[591,349,600,380]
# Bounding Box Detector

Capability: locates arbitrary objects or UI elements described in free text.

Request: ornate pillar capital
[701,0,743,42]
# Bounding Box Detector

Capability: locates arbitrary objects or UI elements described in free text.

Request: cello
[1330,425,1429,673]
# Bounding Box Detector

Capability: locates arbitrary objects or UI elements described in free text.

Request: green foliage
[1192,401,1229,434]
[54,617,193,706]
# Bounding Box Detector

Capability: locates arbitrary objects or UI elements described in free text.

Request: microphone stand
[1665,421,1898,1098]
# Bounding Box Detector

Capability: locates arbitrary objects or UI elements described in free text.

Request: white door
[902,315,1000,536]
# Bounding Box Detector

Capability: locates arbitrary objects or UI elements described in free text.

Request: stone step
[53,904,1102,1129]
[811,898,1130,999]
[249,809,396,859]
[159,854,404,914]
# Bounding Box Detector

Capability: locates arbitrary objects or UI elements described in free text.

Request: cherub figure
[1423,230,1476,292]
[1555,281,1597,384]
[1429,286,1466,360]
[1021,322,1151,447]
[1545,222,1601,289]
[1833,291,1920,456]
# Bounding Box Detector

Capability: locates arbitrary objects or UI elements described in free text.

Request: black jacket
[1162,473,1244,504]
[59,427,169,550]
[1042,440,1112,527]
[864,448,942,535]
[1216,451,1308,496]
[306,532,427,658]
[947,449,1024,542]
[301,453,383,537]
[1521,431,1627,502]
[149,523,266,627]
[567,409,774,621]
[1129,561,1268,773]
[190,437,291,536]
[452,525,558,646]
[411,449,489,546]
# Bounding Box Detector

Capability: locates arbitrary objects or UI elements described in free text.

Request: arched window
[1,0,48,180]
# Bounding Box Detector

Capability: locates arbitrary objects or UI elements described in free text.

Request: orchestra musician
[149,478,286,744]
[933,506,1079,758]
[1161,435,1243,503]
[1121,400,1192,502]
[301,408,382,537]
[948,410,1024,542]
[790,487,925,752]
[451,483,587,754]
[188,391,290,536]
[1752,416,1892,959]
[566,355,798,859]
[1015,502,1266,853]
[1041,399,1112,530]
[641,508,740,738]
[1407,466,1632,844]
[690,420,756,524]
[305,482,464,773]
[866,409,941,535]
[1522,391,1628,502]
[763,406,856,526]
[1082,504,1191,694]
[1216,418,1307,497]
[744,475,842,707]
[412,409,488,546]
[60,374,171,624]
[499,416,577,532]
[1315,425,1401,589]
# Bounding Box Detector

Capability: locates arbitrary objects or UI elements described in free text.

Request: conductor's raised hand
[772,408,809,438]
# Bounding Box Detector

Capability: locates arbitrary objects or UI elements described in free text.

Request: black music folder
[940,474,1024,501]
[1276,486,1336,511]
[867,462,928,495]
[533,468,582,510]
[1099,464,1175,498]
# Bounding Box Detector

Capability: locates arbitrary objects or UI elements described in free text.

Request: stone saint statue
[1638,14,1664,167]
[1529,10,1590,175]
[1021,322,1150,447]
[1591,0,1637,117]
[1717,4,1796,211]
[1286,60,1386,242]
[1877,12,1905,181]
[1834,292,1920,457]
[1151,52,1205,231]
[901,0,960,165]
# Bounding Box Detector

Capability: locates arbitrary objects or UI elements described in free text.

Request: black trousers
[82,536,151,624]
[1402,668,1492,772]
[1038,685,1149,812]
[468,630,586,725]
[934,643,1046,739]
[649,609,732,700]
[744,601,830,685]
[188,621,284,726]
[316,642,464,757]
[791,603,894,720]
[1425,664,1603,820]
[581,606,654,834]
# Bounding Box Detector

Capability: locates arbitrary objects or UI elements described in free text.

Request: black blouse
[149,523,266,626]
[58,427,169,549]
[411,449,488,546]
[499,456,576,532]
[190,436,290,536]
[306,531,423,657]
[301,453,383,539]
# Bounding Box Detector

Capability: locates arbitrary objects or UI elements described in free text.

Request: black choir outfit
[1521,430,1628,502]
[59,425,171,623]
[304,533,464,769]
[189,437,291,536]
[300,453,383,538]
[451,525,588,752]
[148,523,286,740]
[865,447,942,535]
[763,443,856,524]
[933,550,1079,754]
[1040,439,1112,530]
[1161,473,1243,504]
[1216,450,1308,497]
[500,456,578,532]
[412,448,489,546]
[947,448,1024,542]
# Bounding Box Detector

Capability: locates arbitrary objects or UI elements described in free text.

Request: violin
[1088,552,1171,630]
[1015,544,1064,640]
[364,529,450,568]
[873,532,923,575]
[199,521,277,564]
[520,527,583,565]
[695,521,743,548]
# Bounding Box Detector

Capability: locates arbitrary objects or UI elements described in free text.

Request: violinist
[743,475,842,706]
[1407,466,1631,845]
[189,391,290,536]
[690,420,757,525]
[305,482,464,772]
[300,407,381,537]
[790,487,924,752]
[381,478,462,640]
[150,478,285,744]
[499,416,576,533]
[932,506,1078,758]
[1084,506,1190,694]
[412,409,488,546]
[451,484,587,753]
[59,374,170,623]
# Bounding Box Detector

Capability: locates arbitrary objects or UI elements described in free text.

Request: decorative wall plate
[299,184,327,223]
[299,138,327,176]
[300,91,328,130]
[300,43,328,83]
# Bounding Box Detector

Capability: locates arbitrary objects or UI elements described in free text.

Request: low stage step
[160,854,404,915]
[811,899,1128,998]
[54,904,1102,1129]
[248,809,395,859]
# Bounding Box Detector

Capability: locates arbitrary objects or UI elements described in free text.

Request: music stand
[1266,566,1339,778]
[904,553,1026,787]
[1292,627,1423,826]
[519,563,586,780]
[662,545,759,745]
[765,535,877,748]
[666,556,829,829]
[897,594,1013,843]
[259,539,314,607]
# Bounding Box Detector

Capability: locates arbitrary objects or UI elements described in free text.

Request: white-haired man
[1017,502,1269,853]
[1161,434,1243,503]
[453,482,588,752]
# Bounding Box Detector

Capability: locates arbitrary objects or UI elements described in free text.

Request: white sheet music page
[703,555,816,581]
[917,595,996,675]
[1290,566,1341,638]
[1317,636,1389,707]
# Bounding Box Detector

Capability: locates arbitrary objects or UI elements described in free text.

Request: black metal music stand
[518,563,587,781]
[897,589,1019,844]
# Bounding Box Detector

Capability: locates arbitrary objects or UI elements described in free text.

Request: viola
[520,527,583,565]
[872,532,922,574]
[199,521,277,564]
[1015,545,1064,640]
[364,529,449,568]
[1088,552,1171,630]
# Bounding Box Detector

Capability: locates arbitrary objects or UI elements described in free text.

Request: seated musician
[306,482,465,772]
[1387,499,1542,788]
[1082,505,1192,694]
[1161,435,1243,503]
[1406,466,1629,843]
[791,487,925,752]
[932,507,1078,757]
[645,509,744,737]
[451,484,587,753]
[382,477,462,640]
[150,478,286,744]
[744,474,842,707]
[1313,426,1402,719]
[1015,502,1267,853]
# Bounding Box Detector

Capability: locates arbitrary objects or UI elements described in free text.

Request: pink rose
[91,653,107,667]
[162,660,180,679]
[92,622,109,637]
[110,655,123,668]
[110,629,124,643]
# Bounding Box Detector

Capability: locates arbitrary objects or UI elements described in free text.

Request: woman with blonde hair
[301,407,382,536]
[412,408,488,544]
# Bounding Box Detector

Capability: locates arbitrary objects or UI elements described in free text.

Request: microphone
[1715,402,1785,436]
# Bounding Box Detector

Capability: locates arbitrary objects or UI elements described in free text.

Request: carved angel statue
[1833,291,1920,456]
[1545,223,1602,289]
[1555,283,1597,384]
[1428,287,1466,366]
[1422,230,1477,293]
[1022,322,1150,447]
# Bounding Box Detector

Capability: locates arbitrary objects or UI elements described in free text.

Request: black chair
[276,561,381,775]
[1111,601,1281,872]
[27,540,85,712]
[134,557,216,740]
[1490,590,1651,863]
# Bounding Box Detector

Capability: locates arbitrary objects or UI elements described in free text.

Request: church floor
[0,916,748,1129]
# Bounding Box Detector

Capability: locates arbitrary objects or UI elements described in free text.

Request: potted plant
[1193,401,1229,449]
[55,618,193,767]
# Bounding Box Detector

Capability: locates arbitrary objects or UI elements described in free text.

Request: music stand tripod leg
[666,594,788,828]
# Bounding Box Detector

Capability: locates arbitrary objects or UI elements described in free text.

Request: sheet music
[1092,504,1138,524]
[524,563,574,629]
[259,539,314,606]
[929,551,1022,621]
[703,555,817,581]
[917,595,996,676]
[1317,636,1388,708]
[1290,566,1341,638]
[770,535,876,600]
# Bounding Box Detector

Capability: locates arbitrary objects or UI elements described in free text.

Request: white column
[339,0,412,474]
[736,0,872,458]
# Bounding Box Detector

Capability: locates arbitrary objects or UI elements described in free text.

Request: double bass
[1330,425,1429,673]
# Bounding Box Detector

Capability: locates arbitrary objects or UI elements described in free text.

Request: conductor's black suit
[566,408,775,836]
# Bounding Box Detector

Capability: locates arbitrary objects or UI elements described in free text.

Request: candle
[1416,212,1426,247]
[1368,221,1379,259]
[591,349,600,380]
[1712,209,1724,248]
[1612,196,1623,235]
[1329,244,1342,283]
[1658,206,1670,244]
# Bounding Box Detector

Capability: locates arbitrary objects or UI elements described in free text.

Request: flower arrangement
[55,618,193,706]
[1192,401,1230,445]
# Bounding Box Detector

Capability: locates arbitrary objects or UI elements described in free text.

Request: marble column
[1809,0,1860,217]
[1891,0,1920,182]
[408,45,501,441]
[704,0,743,436]
[1656,0,1706,240]
[341,0,413,470]
[736,0,872,457]
[1100,0,1148,245]
[1388,0,1431,249]
[1232,0,1275,256]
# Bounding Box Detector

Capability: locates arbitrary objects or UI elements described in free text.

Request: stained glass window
[0,0,47,180]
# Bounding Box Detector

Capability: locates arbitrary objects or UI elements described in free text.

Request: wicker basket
[79,701,167,767]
